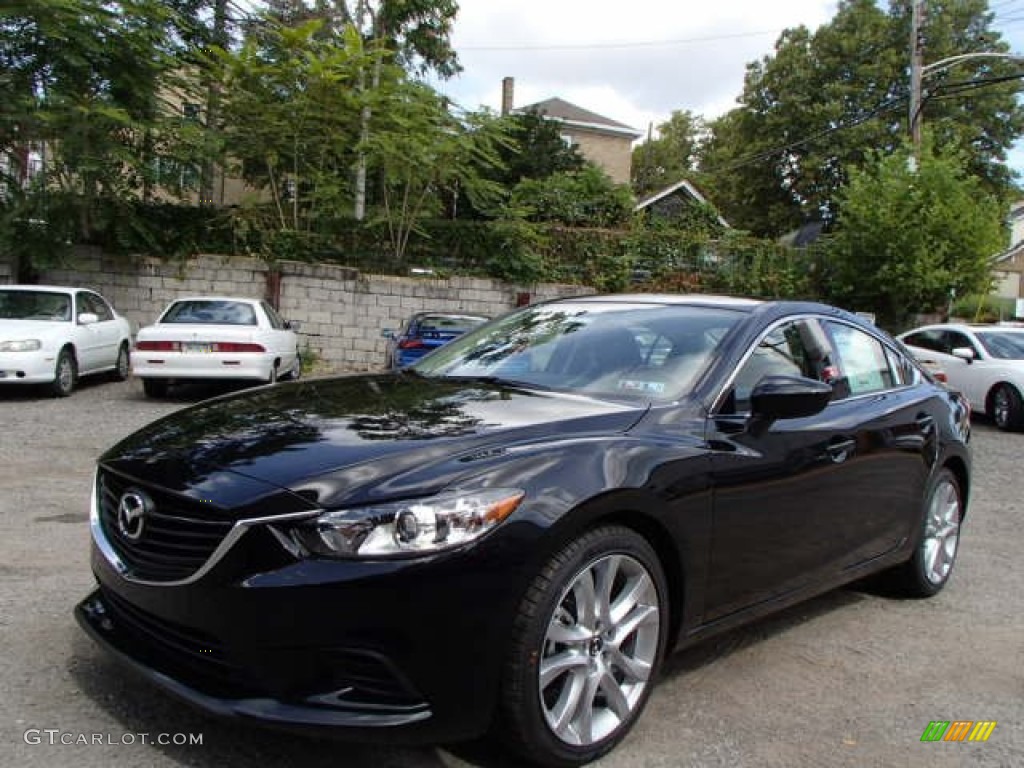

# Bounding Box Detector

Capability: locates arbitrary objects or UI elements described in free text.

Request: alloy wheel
[921,476,961,585]
[538,553,660,746]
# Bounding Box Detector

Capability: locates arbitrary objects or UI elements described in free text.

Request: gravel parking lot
[1,376,1022,768]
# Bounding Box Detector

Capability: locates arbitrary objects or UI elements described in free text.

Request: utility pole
[200,0,229,207]
[908,0,925,154]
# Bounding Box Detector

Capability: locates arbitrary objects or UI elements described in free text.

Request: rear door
[75,292,122,372]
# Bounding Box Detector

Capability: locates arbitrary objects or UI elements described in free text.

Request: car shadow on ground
[0,373,120,401]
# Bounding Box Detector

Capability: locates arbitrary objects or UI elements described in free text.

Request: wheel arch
[942,455,970,520]
[534,493,688,656]
[984,380,1021,414]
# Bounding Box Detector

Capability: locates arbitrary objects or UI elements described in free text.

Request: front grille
[98,469,235,582]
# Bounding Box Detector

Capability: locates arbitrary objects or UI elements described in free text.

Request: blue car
[386,311,489,368]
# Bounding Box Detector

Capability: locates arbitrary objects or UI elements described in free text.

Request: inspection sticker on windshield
[618,379,665,394]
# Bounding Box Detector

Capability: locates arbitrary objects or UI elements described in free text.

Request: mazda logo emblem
[117,490,151,541]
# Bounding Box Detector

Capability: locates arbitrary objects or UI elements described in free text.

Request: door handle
[826,437,856,463]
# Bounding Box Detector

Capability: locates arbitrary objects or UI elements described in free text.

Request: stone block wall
[23,249,595,371]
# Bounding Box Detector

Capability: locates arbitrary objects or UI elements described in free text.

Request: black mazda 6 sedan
[77,294,971,766]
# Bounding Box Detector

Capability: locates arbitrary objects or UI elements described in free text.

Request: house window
[560,133,576,147]
[182,102,201,121]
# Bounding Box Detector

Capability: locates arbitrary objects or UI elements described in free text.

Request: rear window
[412,315,487,334]
[160,300,257,326]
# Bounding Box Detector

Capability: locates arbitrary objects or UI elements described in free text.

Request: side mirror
[77,312,99,326]
[951,347,975,364]
[750,375,832,422]
[285,319,301,331]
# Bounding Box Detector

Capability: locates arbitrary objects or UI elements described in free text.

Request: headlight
[0,339,42,352]
[291,488,525,557]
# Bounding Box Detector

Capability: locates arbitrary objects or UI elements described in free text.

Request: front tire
[51,348,76,397]
[112,342,130,381]
[499,526,668,767]
[885,468,963,598]
[991,384,1023,431]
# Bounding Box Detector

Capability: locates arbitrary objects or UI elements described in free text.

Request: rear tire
[884,468,963,598]
[51,348,76,398]
[990,384,1023,431]
[142,379,169,398]
[499,526,668,767]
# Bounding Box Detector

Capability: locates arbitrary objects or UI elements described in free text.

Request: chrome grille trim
[90,471,319,587]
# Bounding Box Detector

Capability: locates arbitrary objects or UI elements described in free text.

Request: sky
[427,0,1024,175]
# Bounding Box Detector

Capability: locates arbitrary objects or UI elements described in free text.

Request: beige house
[501,78,641,184]
[993,200,1024,302]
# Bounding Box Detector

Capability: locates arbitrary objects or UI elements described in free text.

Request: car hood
[101,373,648,508]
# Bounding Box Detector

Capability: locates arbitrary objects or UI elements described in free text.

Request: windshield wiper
[443,375,553,391]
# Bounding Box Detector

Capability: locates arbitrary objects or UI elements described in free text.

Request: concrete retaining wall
[27,249,594,370]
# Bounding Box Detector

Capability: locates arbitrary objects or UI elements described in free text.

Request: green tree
[698,0,1024,237]
[365,85,508,262]
[218,19,366,244]
[632,110,705,198]
[508,165,635,229]
[827,139,1004,328]
[0,0,191,273]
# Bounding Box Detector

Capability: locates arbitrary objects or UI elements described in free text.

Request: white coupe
[899,322,1024,431]
[0,284,132,397]
[133,297,301,398]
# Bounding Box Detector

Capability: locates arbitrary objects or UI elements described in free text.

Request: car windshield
[160,300,257,326]
[976,330,1024,360]
[0,289,72,321]
[413,302,744,402]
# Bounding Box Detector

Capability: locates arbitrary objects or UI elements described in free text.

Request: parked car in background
[899,323,1024,430]
[0,284,131,397]
[385,311,488,368]
[78,295,970,767]
[133,297,300,398]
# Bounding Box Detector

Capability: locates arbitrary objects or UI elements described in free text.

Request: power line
[458,29,779,52]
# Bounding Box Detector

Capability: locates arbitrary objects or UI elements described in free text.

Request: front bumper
[0,350,57,383]
[78,525,528,744]
[75,589,431,732]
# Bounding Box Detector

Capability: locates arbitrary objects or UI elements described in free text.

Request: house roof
[994,239,1024,265]
[634,178,730,228]
[515,98,642,138]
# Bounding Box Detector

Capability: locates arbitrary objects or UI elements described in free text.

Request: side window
[824,321,896,396]
[83,292,113,321]
[942,330,979,357]
[261,301,284,330]
[884,345,919,387]
[903,330,945,353]
[724,320,828,414]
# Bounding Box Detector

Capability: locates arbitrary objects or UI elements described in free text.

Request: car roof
[411,311,489,320]
[167,296,261,305]
[567,293,763,310]
[0,284,79,294]
[902,323,1024,335]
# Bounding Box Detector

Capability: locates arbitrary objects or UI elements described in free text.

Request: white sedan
[0,284,132,397]
[133,297,301,398]
[898,322,1024,430]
